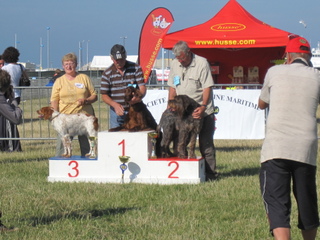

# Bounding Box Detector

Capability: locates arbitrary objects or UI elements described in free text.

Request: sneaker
[0,224,18,233]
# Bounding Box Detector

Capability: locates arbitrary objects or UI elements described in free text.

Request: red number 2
[68,160,79,177]
[168,161,179,178]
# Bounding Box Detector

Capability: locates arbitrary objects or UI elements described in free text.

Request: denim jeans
[109,107,127,129]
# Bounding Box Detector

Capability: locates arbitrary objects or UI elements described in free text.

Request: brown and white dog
[37,106,98,158]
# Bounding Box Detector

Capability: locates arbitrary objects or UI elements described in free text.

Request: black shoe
[206,172,219,181]
[0,224,18,233]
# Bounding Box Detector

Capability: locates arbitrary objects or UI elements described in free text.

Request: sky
[1,0,319,69]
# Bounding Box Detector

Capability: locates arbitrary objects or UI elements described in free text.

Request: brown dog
[158,95,202,159]
[109,86,158,132]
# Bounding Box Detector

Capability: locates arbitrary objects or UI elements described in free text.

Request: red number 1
[118,139,125,156]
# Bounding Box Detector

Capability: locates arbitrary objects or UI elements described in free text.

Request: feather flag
[138,8,174,82]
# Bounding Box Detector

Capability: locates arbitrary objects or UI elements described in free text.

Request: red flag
[138,8,174,82]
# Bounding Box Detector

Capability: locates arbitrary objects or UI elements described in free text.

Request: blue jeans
[109,107,127,129]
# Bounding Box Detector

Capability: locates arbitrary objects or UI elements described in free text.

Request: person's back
[259,37,320,240]
[261,61,320,165]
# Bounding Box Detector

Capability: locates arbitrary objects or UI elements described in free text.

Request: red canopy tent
[162,0,296,84]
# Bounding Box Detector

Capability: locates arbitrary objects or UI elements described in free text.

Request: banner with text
[138,8,174,82]
[143,90,265,139]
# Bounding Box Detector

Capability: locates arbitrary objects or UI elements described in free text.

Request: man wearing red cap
[258,36,320,240]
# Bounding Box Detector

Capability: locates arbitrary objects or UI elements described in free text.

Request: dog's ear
[43,107,54,120]
[134,88,143,99]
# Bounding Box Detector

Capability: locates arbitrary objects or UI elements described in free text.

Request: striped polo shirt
[100,61,145,111]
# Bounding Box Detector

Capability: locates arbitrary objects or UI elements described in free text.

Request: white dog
[37,106,98,158]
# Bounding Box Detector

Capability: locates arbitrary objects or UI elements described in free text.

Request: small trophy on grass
[148,132,158,159]
[119,156,130,183]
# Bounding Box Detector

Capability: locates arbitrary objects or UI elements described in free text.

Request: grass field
[0,93,319,239]
[0,138,317,240]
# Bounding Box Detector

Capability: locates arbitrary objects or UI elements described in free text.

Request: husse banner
[138,8,174,82]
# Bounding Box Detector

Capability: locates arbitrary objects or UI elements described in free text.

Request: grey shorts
[260,159,319,231]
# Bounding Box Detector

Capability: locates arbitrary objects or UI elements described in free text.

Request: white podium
[48,131,205,184]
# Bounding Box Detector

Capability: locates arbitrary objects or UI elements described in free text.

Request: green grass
[0,139,314,240]
[1,91,319,239]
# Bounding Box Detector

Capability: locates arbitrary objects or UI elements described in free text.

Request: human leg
[291,162,319,239]
[199,114,217,179]
[272,228,290,240]
[260,160,292,237]
[109,108,126,129]
[301,228,317,240]
[55,134,64,157]
[78,135,90,157]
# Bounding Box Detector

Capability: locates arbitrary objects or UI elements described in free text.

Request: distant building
[90,55,138,70]
[19,62,36,71]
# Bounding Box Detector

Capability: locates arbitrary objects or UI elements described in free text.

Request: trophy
[148,132,158,159]
[88,136,97,159]
[119,156,130,183]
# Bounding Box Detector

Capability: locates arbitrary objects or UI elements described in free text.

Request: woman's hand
[77,98,87,106]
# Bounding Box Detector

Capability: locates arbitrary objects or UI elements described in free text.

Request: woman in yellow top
[50,53,97,157]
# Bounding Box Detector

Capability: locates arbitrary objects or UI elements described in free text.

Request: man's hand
[192,106,205,119]
[114,102,125,116]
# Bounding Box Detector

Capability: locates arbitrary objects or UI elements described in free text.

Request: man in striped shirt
[101,44,146,128]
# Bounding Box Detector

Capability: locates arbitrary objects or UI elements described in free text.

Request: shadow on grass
[215,146,261,152]
[216,165,260,180]
[222,167,260,178]
[0,158,48,164]
[28,207,139,227]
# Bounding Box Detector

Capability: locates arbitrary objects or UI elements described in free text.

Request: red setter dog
[109,86,157,132]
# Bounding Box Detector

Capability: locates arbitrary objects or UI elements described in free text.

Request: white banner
[143,89,265,139]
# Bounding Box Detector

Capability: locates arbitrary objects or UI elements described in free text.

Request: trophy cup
[119,156,130,183]
[88,136,97,159]
[148,132,158,159]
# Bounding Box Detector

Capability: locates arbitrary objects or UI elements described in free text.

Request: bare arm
[77,94,98,106]
[258,98,269,109]
[193,87,211,119]
[168,87,177,101]
[50,100,59,111]
[101,94,124,116]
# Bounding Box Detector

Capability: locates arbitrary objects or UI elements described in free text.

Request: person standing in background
[167,41,218,181]
[50,53,97,157]
[100,44,146,129]
[1,47,24,152]
[0,69,22,232]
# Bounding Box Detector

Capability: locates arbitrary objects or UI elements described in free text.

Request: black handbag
[19,64,30,86]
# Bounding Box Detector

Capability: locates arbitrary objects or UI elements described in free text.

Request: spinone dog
[37,106,98,158]
[157,95,203,159]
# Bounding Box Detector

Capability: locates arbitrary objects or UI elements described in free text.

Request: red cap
[285,37,311,54]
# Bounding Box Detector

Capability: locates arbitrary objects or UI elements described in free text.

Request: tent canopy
[163,0,295,84]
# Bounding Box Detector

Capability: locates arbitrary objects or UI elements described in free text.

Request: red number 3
[68,160,79,177]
